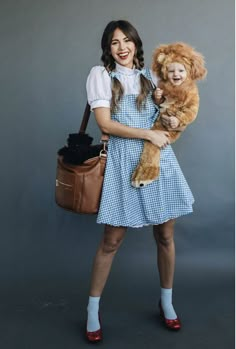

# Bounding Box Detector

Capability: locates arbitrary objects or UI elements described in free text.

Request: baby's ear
[190,52,207,80]
[157,53,166,63]
[152,46,168,78]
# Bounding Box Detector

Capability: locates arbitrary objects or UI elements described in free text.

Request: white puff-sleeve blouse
[86,64,158,111]
[86,66,112,110]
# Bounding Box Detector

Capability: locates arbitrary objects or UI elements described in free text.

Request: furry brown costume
[131,42,207,188]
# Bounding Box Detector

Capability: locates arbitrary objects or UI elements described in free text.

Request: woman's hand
[148,130,170,149]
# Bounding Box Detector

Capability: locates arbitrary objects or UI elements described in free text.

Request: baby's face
[167,62,187,86]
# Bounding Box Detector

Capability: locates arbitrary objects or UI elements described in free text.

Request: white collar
[115,63,136,76]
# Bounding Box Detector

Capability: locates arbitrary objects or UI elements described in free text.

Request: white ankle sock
[87,296,101,332]
[160,288,177,320]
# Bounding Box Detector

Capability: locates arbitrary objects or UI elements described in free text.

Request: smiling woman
[84,20,195,343]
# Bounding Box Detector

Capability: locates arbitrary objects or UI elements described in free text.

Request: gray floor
[0,257,234,349]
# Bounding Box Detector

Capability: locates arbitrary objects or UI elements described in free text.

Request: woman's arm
[94,107,170,148]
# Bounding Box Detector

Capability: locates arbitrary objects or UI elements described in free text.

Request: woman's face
[110,28,136,69]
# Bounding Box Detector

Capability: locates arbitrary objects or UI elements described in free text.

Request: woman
[85,20,194,342]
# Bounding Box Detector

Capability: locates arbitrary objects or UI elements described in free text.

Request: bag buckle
[100,139,108,158]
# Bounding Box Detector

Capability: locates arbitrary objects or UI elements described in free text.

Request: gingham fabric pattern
[97,68,194,227]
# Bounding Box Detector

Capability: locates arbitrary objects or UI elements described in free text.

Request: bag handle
[79,102,91,134]
[79,102,109,142]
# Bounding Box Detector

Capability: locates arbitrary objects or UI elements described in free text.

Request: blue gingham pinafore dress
[97,69,194,228]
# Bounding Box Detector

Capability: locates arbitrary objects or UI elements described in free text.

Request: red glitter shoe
[159,300,181,331]
[86,328,102,343]
[86,315,102,343]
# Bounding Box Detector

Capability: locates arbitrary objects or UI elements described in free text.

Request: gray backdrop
[0,0,234,348]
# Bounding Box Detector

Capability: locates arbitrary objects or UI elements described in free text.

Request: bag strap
[79,102,91,134]
[79,102,109,142]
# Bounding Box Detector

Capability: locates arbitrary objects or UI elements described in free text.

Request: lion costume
[131,42,207,188]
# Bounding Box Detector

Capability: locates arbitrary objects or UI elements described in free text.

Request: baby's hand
[169,116,180,129]
[154,88,163,101]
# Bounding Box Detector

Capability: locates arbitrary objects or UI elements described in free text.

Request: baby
[131,42,207,188]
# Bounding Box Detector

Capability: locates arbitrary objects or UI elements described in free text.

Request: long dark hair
[101,20,154,112]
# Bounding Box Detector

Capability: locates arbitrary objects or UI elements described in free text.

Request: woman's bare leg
[153,219,175,288]
[153,219,178,321]
[89,224,126,296]
[86,224,126,335]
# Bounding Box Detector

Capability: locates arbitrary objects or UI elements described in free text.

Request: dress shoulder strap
[141,68,156,89]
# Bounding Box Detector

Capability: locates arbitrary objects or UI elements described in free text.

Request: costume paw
[131,165,160,188]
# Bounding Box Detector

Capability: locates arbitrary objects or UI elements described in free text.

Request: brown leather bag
[55,103,108,214]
